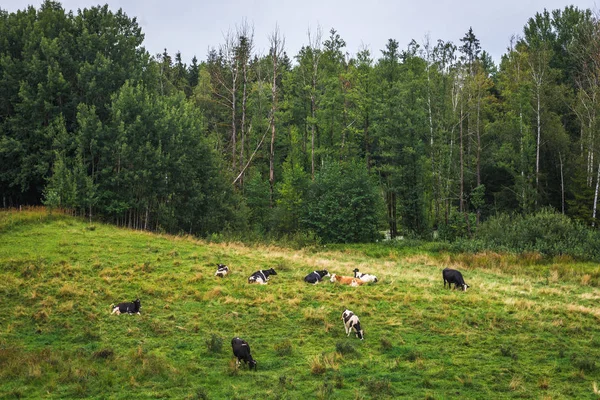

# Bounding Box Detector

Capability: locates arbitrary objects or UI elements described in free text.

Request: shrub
[454,208,600,262]
[274,340,293,357]
[301,160,385,244]
[335,341,357,356]
[205,334,224,354]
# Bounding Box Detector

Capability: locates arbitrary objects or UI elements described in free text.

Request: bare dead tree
[236,20,254,185]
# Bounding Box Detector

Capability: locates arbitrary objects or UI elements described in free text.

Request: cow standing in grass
[443,268,470,291]
[341,309,364,340]
[231,337,257,370]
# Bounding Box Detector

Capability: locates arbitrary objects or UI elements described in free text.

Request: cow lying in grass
[304,270,330,284]
[215,264,229,277]
[353,268,378,283]
[231,337,257,370]
[341,309,364,340]
[330,274,365,286]
[443,268,470,291]
[248,268,277,284]
[111,298,141,315]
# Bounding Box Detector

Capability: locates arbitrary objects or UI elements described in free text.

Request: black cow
[443,268,470,291]
[304,270,330,284]
[248,268,277,284]
[111,298,141,315]
[231,337,257,370]
[215,264,229,277]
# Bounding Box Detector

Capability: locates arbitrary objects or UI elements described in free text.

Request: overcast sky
[4,0,599,65]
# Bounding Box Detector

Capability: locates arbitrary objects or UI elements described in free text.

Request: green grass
[1,209,600,399]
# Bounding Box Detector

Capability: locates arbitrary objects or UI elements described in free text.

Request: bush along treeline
[3,2,600,247]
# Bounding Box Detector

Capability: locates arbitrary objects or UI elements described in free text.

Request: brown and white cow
[330,274,365,286]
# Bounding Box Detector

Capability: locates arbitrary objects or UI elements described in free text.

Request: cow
[248,268,277,284]
[443,268,470,291]
[330,274,365,286]
[353,268,378,283]
[215,264,229,277]
[304,270,330,284]
[231,337,257,370]
[111,298,141,315]
[341,309,364,340]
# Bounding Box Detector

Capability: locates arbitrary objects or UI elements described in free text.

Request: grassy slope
[1,210,600,399]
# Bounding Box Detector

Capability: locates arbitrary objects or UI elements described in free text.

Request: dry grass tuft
[203,286,225,300]
[509,375,524,391]
[309,353,340,375]
[58,301,74,313]
[187,273,204,283]
[581,274,592,286]
[58,283,83,297]
[566,304,600,320]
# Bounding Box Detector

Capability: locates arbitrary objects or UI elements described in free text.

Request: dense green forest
[2,1,600,242]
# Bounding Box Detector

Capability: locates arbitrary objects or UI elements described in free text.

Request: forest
[2,1,600,245]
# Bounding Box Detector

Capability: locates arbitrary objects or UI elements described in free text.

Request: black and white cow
[341,309,364,340]
[215,264,229,277]
[111,298,141,315]
[248,268,277,284]
[442,268,470,291]
[231,337,257,370]
[352,268,378,283]
[304,270,330,284]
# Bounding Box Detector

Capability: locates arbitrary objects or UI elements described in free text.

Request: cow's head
[318,270,330,278]
[266,268,277,276]
[249,359,257,370]
[462,284,470,292]
[330,274,337,283]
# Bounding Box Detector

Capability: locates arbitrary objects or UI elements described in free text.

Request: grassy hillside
[1,209,600,399]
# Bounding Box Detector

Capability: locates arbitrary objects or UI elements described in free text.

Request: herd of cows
[110,264,470,370]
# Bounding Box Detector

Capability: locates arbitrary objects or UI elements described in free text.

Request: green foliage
[205,334,224,354]
[437,207,476,241]
[465,208,600,260]
[302,160,385,243]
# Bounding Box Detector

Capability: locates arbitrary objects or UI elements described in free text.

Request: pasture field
[1,209,600,399]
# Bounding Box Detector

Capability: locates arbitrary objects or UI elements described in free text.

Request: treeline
[2,1,600,242]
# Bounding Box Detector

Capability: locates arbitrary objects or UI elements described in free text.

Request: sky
[3,0,599,65]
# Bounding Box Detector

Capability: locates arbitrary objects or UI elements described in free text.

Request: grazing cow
[330,274,365,286]
[215,264,229,277]
[248,268,277,284]
[443,268,470,291]
[341,309,364,340]
[353,268,378,283]
[231,337,257,370]
[111,298,141,315]
[304,270,330,284]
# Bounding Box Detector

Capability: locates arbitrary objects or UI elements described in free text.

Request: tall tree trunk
[269,27,284,207]
[593,160,600,227]
[559,152,565,215]
[535,82,541,204]
[459,101,465,213]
